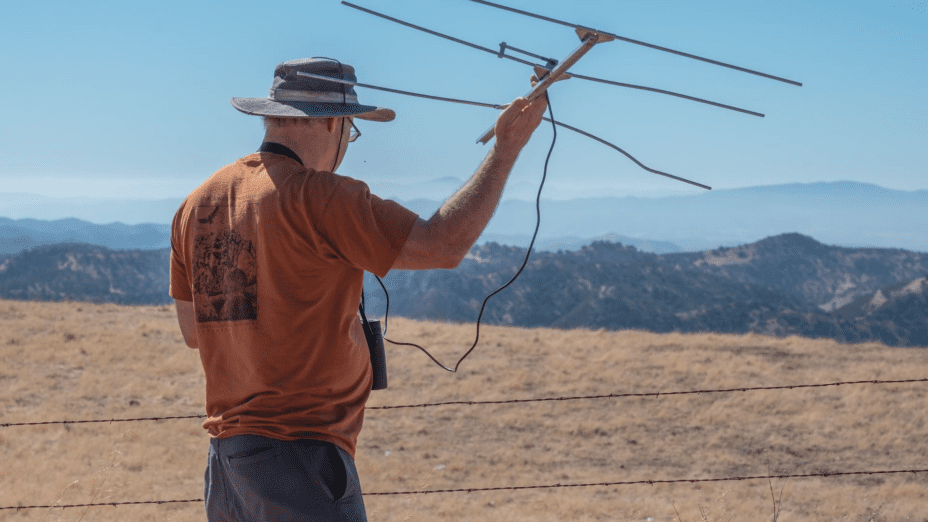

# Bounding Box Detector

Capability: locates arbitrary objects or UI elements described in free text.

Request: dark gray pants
[206,434,368,521]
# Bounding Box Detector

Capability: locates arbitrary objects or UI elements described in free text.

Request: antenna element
[468,0,803,87]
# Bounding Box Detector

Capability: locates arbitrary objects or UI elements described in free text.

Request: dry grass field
[1,297,927,521]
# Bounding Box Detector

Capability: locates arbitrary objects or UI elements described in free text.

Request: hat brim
[231,98,395,122]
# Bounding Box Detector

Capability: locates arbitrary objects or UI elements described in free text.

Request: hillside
[0,242,170,305]
[1,234,927,346]
[1,299,926,520]
[661,233,928,311]
[367,235,928,347]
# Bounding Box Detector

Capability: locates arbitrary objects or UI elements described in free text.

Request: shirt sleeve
[313,174,418,278]
[169,199,193,301]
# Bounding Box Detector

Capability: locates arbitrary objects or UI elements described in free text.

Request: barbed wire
[366,377,928,410]
[1,499,202,512]
[4,468,926,511]
[362,468,928,496]
[3,377,925,427]
[0,414,204,428]
[2,378,926,512]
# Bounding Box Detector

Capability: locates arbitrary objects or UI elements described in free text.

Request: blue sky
[0,0,925,202]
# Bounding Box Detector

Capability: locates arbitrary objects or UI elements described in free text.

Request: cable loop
[375,92,556,372]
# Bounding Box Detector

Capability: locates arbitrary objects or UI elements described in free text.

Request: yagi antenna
[337,2,801,190]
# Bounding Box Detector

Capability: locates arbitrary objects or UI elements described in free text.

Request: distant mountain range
[1,234,926,347]
[0,216,680,257]
[2,180,926,253]
[0,217,170,256]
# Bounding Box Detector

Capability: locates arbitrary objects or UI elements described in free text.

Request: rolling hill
[1,234,926,346]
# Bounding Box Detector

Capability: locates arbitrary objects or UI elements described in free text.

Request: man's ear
[326,117,338,133]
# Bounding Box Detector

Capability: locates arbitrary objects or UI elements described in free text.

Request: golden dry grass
[1,297,927,521]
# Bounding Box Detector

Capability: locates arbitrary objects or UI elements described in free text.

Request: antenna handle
[477,31,600,145]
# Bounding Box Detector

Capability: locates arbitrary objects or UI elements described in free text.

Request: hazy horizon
[1,178,924,209]
[2,179,926,254]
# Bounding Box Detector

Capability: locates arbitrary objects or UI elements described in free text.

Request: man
[169,57,546,521]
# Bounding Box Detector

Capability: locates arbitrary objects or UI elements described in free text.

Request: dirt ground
[1,298,927,521]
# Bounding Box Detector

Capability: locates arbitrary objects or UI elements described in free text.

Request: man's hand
[493,76,548,152]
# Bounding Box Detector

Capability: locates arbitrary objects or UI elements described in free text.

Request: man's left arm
[175,299,198,349]
[169,200,197,348]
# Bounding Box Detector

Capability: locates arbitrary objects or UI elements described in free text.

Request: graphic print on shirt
[192,204,258,323]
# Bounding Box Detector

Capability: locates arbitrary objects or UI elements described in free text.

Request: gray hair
[262,116,326,131]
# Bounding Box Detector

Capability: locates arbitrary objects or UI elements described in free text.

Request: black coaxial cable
[375,91,557,372]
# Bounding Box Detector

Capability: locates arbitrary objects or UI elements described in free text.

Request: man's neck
[262,125,338,172]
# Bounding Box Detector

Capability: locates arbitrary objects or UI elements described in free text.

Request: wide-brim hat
[231,58,395,122]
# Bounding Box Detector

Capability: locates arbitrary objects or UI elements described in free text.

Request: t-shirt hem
[208,428,356,458]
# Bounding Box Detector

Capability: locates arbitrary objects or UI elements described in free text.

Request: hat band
[273,89,359,104]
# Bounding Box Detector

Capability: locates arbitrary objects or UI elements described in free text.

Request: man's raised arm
[392,92,547,271]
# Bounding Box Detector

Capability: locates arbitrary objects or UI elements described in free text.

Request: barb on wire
[4,468,926,510]
[6,378,922,427]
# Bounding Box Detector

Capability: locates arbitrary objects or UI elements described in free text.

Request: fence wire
[3,377,925,427]
[3,377,926,512]
[3,468,927,511]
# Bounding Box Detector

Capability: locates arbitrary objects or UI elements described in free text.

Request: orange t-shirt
[169,151,418,458]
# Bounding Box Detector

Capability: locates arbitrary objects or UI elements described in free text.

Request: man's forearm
[429,144,521,261]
